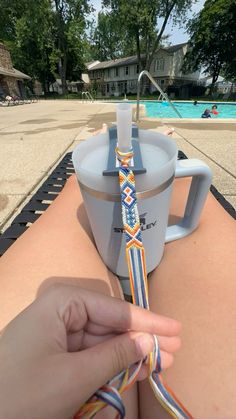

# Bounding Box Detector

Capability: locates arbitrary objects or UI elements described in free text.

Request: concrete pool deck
[0,100,235,231]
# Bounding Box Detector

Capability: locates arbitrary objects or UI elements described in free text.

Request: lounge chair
[0,95,16,106]
[0,149,235,417]
[0,151,235,255]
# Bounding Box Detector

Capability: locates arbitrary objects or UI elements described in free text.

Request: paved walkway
[0,100,235,231]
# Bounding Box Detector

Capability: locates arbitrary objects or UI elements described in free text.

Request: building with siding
[87,43,200,97]
[0,43,30,98]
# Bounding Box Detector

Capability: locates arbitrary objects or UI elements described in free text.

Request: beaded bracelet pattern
[75,147,193,419]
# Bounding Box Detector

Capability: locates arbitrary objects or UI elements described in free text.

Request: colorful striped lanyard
[75,147,193,419]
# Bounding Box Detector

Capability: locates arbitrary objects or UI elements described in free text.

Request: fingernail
[135,334,154,357]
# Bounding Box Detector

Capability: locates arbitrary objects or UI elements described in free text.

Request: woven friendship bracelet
[75,147,193,419]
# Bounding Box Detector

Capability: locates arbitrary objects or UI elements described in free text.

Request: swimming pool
[139,101,236,119]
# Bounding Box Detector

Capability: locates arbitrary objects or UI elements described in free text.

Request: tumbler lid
[72,129,177,195]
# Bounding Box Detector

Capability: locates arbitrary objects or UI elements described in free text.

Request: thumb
[66,332,154,407]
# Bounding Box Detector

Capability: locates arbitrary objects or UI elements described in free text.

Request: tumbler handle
[165,159,212,242]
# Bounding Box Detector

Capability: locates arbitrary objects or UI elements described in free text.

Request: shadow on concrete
[86,111,115,132]
[0,111,165,138]
[20,119,57,124]
[0,121,87,136]
[85,111,163,133]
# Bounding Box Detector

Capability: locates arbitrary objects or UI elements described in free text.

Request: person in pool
[193,100,198,106]
[211,104,219,115]
[201,108,211,118]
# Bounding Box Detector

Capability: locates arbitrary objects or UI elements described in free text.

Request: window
[161,79,165,85]
[125,66,129,75]
[155,59,165,71]
[136,65,139,74]
[107,84,109,93]
[115,67,119,77]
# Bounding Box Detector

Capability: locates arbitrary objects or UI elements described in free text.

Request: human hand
[0,284,181,419]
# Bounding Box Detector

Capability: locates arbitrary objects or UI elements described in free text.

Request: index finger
[53,284,181,337]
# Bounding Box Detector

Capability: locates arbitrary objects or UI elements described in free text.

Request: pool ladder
[82,91,94,102]
[136,70,182,120]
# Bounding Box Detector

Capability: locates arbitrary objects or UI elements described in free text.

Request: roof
[164,42,188,53]
[86,60,100,69]
[89,54,145,70]
[0,66,31,80]
[88,43,188,71]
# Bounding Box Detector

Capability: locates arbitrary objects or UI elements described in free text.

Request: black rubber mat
[0,153,74,256]
[0,151,235,256]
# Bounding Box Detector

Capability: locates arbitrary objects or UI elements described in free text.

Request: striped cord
[74,147,193,419]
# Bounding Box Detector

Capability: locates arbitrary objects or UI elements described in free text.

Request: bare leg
[0,174,123,327]
[0,174,138,418]
[139,178,236,418]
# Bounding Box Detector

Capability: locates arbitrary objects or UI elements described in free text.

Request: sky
[90,0,205,45]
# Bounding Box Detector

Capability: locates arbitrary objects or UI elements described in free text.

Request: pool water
[139,101,236,119]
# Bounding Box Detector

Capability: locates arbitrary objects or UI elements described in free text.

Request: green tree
[183,0,236,93]
[13,1,57,92]
[90,11,122,61]
[0,0,29,42]
[89,11,136,61]
[0,0,92,94]
[102,0,196,72]
[0,0,58,92]
[53,0,92,93]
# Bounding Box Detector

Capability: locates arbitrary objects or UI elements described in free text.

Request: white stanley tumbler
[72,105,212,290]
